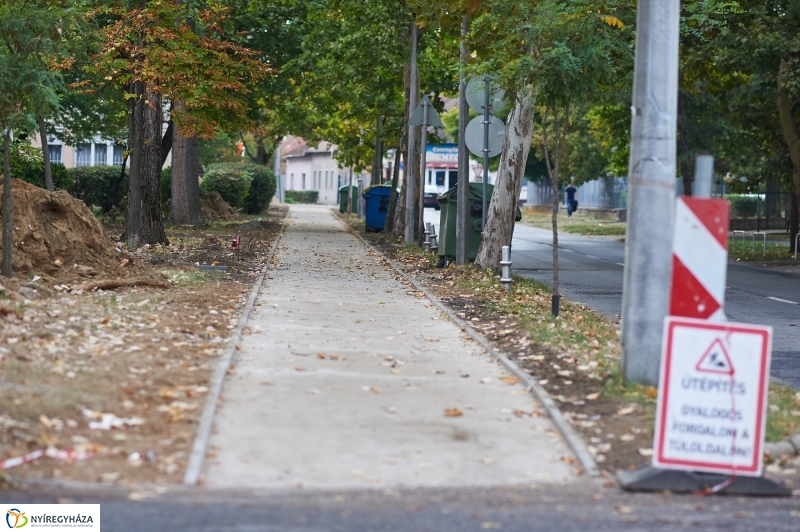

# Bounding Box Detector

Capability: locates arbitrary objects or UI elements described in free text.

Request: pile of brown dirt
[201,192,242,221]
[0,180,122,278]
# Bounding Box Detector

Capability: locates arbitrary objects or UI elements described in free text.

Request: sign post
[654,317,772,476]
[618,192,791,496]
[465,76,506,231]
[408,94,444,248]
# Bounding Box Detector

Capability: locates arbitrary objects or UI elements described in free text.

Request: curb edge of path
[182,213,289,486]
[339,216,600,478]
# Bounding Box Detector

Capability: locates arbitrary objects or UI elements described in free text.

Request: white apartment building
[281,137,350,205]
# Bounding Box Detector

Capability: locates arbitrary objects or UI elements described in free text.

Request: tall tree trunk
[127,82,145,248]
[392,154,407,236]
[385,132,403,232]
[170,101,204,225]
[403,20,419,244]
[677,83,692,197]
[139,90,168,245]
[374,115,383,184]
[393,56,413,237]
[475,89,535,269]
[790,191,799,254]
[679,159,693,197]
[778,59,800,254]
[542,103,568,317]
[38,117,53,191]
[2,124,12,277]
[256,142,267,165]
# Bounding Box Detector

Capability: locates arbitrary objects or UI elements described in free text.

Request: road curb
[765,434,800,457]
[339,217,600,477]
[182,213,289,486]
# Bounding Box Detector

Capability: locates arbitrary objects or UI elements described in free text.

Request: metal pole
[694,155,714,198]
[482,76,490,231]
[417,99,429,247]
[347,167,353,215]
[620,0,680,385]
[357,175,364,219]
[455,15,470,265]
[405,22,419,245]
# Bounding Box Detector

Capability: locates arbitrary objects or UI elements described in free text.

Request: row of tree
[1,0,799,279]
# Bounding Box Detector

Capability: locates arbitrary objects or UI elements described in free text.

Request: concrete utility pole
[455,15,470,265]
[621,0,680,385]
[405,22,419,246]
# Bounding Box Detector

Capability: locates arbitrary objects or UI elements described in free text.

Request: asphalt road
[423,209,800,388]
[4,481,800,531]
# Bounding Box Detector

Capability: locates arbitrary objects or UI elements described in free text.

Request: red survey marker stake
[669,198,729,321]
[653,317,772,476]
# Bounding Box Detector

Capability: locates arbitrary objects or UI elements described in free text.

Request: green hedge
[68,165,127,214]
[161,166,171,211]
[200,163,254,210]
[728,195,759,217]
[285,190,318,204]
[243,165,277,214]
[16,161,72,191]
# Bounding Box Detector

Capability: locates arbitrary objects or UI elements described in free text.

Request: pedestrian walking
[565,182,578,217]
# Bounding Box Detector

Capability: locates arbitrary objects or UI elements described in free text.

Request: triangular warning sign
[408,95,444,128]
[695,338,734,375]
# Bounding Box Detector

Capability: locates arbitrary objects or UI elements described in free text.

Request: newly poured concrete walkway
[204,205,576,489]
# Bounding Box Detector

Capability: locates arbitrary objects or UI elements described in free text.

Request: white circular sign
[466,77,507,115]
[465,115,505,158]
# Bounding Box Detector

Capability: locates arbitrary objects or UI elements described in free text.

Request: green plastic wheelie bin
[338,185,359,214]
[437,183,521,265]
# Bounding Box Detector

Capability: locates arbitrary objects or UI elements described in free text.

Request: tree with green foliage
[0,0,76,276]
[83,0,271,244]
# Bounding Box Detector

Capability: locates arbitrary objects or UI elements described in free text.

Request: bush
[285,190,319,204]
[200,163,254,210]
[68,165,127,214]
[728,195,758,217]
[243,165,277,214]
[16,161,72,191]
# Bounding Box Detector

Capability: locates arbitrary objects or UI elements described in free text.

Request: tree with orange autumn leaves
[80,0,272,245]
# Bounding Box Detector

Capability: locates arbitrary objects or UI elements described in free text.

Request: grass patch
[522,209,627,236]
[404,246,798,442]
[158,268,226,286]
[728,236,794,261]
[766,385,800,443]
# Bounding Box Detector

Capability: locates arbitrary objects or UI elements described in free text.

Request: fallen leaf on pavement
[501,375,519,385]
[444,407,463,417]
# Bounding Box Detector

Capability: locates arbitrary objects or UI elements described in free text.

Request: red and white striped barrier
[669,197,729,321]
[0,448,93,470]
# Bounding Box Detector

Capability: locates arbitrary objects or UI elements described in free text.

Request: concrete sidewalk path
[204,204,577,489]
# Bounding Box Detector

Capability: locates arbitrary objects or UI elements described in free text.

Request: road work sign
[653,316,772,476]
